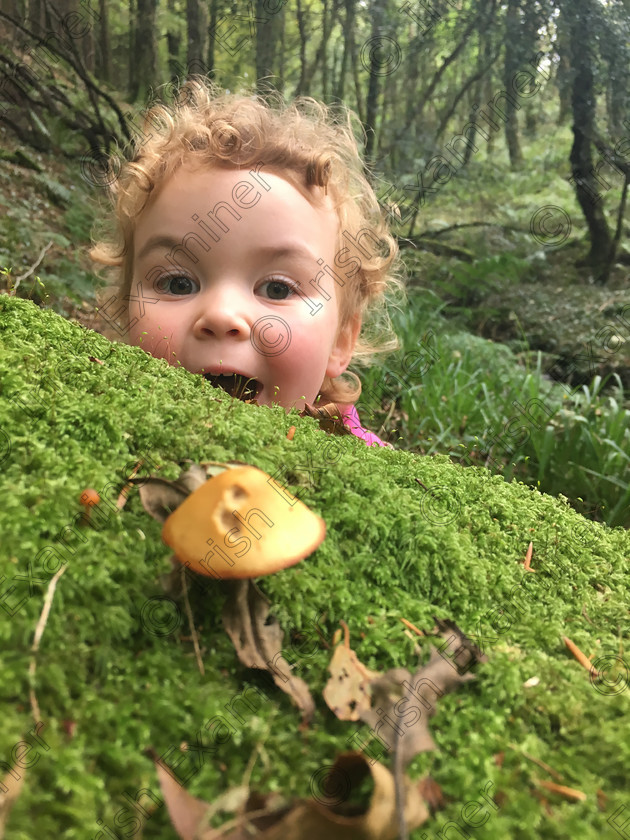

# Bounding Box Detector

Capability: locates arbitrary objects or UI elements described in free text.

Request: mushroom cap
[161,466,326,578]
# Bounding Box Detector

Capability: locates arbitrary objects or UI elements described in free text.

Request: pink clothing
[338,404,394,449]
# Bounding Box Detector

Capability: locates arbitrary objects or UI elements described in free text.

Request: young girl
[90,79,404,448]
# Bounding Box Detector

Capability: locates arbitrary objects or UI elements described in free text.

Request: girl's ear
[326,312,361,379]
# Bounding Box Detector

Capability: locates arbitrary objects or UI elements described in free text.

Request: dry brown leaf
[324,619,487,769]
[362,647,479,765]
[0,766,26,839]
[150,749,210,839]
[300,403,353,437]
[222,580,315,723]
[417,776,445,813]
[322,625,379,721]
[135,478,192,523]
[178,752,428,840]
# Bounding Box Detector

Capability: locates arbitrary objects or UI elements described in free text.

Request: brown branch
[413,221,530,238]
[12,241,53,293]
[29,565,67,723]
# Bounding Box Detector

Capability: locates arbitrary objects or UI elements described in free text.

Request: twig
[308,622,330,650]
[29,565,67,722]
[181,568,205,676]
[377,399,397,438]
[507,744,564,781]
[207,804,283,838]
[117,459,144,510]
[393,719,408,840]
[415,222,530,238]
[400,617,425,637]
[339,619,350,649]
[534,778,586,802]
[12,241,53,293]
[523,541,535,572]
[562,636,597,676]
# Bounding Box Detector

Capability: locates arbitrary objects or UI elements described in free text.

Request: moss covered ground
[1,296,629,839]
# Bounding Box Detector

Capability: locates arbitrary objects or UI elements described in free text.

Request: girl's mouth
[203,373,263,402]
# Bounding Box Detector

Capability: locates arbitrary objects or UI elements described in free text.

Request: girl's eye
[259,277,297,300]
[156,275,199,296]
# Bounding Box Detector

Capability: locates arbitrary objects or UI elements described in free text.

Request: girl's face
[129,164,360,412]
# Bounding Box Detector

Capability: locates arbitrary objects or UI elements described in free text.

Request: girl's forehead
[143,162,340,239]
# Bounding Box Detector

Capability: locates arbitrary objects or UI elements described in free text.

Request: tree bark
[131,0,158,100]
[187,0,205,66]
[334,0,355,101]
[503,0,524,168]
[96,0,110,83]
[364,0,387,167]
[167,0,183,77]
[564,0,612,283]
[256,0,283,91]
[206,0,219,78]
[128,0,136,98]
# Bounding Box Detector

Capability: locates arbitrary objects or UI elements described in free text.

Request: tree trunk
[128,0,137,98]
[96,0,110,83]
[555,12,571,125]
[321,0,330,99]
[565,0,612,283]
[335,0,355,101]
[364,0,387,167]
[187,0,205,66]
[167,0,183,77]
[256,0,283,91]
[294,0,308,95]
[503,0,524,168]
[206,0,219,78]
[131,0,159,100]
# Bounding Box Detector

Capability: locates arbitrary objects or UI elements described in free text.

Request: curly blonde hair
[90,78,405,405]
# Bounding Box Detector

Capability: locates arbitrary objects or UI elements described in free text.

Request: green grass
[1,295,629,839]
[354,289,630,528]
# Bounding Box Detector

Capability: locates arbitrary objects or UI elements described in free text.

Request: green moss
[1,296,628,839]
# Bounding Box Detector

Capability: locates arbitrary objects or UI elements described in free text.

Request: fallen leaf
[0,765,26,839]
[322,623,379,721]
[160,752,429,840]
[149,748,209,839]
[324,620,487,768]
[222,580,315,723]
[300,402,353,437]
[361,646,480,765]
[417,777,445,813]
[134,477,194,523]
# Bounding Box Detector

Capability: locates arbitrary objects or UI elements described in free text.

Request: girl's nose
[192,285,252,339]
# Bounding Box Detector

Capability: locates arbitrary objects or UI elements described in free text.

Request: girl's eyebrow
[137,236,319,264]
[253,243,318,263]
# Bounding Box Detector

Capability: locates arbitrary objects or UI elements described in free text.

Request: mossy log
[1,297,628,838]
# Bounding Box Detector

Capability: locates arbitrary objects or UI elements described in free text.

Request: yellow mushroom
[162,466,326,578]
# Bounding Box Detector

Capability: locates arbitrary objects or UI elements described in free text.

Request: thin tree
[563,0,612,282]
